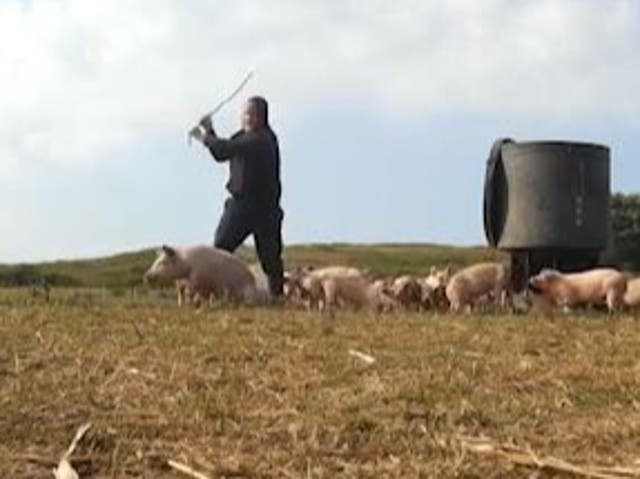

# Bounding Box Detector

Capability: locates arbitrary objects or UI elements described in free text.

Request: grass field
[0,243,505,289]
[3,288,640,478]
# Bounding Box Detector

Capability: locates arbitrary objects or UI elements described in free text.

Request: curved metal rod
[188,71,254,145]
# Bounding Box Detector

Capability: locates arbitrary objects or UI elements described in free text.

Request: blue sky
[1,0,639,262]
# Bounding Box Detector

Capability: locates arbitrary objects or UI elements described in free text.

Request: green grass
[283,243,504,275]
[0,249,158,289]
[0,243,505,288]
[2,289,640,477]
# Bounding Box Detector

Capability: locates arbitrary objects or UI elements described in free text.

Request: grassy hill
[0,243,504,288]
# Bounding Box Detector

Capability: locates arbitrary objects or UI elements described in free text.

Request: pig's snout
[528,278,542,294]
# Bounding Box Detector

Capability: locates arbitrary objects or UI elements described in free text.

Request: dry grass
[3,289,640,478]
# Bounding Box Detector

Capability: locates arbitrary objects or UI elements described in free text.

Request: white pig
[529,268,627,312]
[320,274,397,313]
[298,266,364,310]
[144,245,257,306]
[446,262,510,313]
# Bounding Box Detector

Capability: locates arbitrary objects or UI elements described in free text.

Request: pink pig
[144,245,257,306]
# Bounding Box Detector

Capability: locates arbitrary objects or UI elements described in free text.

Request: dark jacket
[205,128,281,207]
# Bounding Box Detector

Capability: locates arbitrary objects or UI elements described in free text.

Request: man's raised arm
[198,116,253,161]
[204,131,252,162]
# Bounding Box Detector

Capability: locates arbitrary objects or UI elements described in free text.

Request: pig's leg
[303,293,313,311]
[382,293,398,314]
[314,295,325,313]
[605,277,627,313]
[559,296,572,314]
[176,281,186,307]
[449,299,461,314]
[310,282,323,312]
[192,292,203,310]
[496,287,507,308]
[495,287,511,312]
[321,279,337,314]
[302,286,318,311]
[606,288,622,313]
[369,293,389,315]
[368,293,382,314]
[186,287,193,305]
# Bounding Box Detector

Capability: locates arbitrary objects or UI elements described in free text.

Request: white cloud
[0,0,638,176]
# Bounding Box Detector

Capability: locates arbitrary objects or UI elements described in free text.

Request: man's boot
[268,275,284,302]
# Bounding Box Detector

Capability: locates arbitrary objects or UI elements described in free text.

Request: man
[193,96,284,298]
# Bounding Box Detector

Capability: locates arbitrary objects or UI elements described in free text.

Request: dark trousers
[214,197,284,297]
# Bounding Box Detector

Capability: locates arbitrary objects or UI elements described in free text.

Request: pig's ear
[162,245,177,258]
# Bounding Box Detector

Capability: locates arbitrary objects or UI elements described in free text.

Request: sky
[1,0,639,262]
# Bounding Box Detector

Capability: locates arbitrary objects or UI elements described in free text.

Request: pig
[371,278,393,296]
[419,266,451,310]
[295,266,395,312]
[297,266,364,310]
[283,266,316,306]
[445,262,510,313]
[144,245,257,306]
[417,279,436,309]
[528,268,628,312]
[283,271,297,300]
[391,275,423,310]
[530,268,628,312]
[320,274,397,313]
[424,266,452,291]
[366,278,398,313]
[624,277,640,309]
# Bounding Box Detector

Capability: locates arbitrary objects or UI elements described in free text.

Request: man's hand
[199,115,213,134]
[189,125,205,143]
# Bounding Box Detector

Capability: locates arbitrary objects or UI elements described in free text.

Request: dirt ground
[3,289,640,478]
